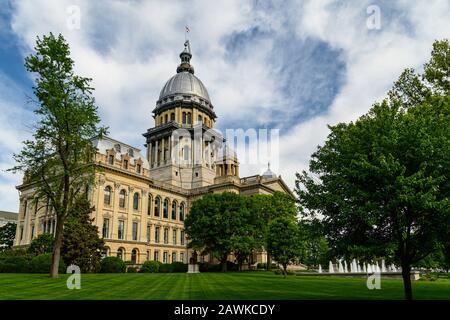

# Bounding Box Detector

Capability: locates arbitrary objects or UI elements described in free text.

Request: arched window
[147,194,152,216]
[180,203,185,221]
[163,199,169,219]
[198,115,202,123]
[170,113,175,121]
[164,114,168,123]
[117,248,124,260]
[133,192,139,210]
[171,201,177,220]
[182,112,187,124]
[119,190,126,208]
[103,186,112,205]
[131,249,138,264]
[187,112,192,124]
[154,197,161,217]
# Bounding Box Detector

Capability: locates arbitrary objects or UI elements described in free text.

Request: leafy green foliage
[297,220,329,267]
[99,257,126,273]
[170,262,188,273]
[267,217,302,276]
[185,192,258,271]
[28,233,54,256]
[185,192,298,272]
[9,33,107,277]
[30,253,65,274]
[61,196,105,272]
[0,256,31,273]
[0,223,17,250]
[295,39,450,300]
[140,260,161,273]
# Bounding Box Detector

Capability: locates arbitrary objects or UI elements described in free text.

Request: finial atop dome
[262,162,277,179]
[177,40,194,74]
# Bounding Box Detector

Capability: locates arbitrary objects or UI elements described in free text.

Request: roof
[91,136,150,170]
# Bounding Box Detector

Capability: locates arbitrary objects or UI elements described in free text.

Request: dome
[155,40,215,115]
[159,72,211,102]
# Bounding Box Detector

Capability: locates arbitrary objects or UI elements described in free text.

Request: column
[161,138,165,163]
[154,140,159,167]
[168,136,171,162]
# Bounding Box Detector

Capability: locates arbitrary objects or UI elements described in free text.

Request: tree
[9,33,106,278]
[28,233,54,256]
[0,223,17,250]
[185,192,250,271]
[61,196,105,272]
[298,221,329,268]
[249,192,297,271]
[296,40,450,300]
[267,217,301,277]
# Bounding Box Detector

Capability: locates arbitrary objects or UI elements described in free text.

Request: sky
[0,0,449,212]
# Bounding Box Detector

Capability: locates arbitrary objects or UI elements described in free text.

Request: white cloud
[274,0,450,189]
[1,0,449,211]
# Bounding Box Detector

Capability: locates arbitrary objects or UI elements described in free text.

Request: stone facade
[13,41,292,265]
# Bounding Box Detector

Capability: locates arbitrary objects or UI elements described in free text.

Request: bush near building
[99,257,126,273]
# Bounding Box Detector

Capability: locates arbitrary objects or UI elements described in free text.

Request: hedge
[140,260,161,273]
[99,257,126,273]
[30,253,65,274]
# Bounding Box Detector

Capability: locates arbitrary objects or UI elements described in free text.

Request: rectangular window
[180,253,184,263]
[108,155,114,165]
[164,228,169,244]
[102,218,110,239]
[132,222,138,241]
[172,252,177,263]
[181,230,185,245]
[163,252,168,263]
[123,159,128,169]
[146,250,150,261]
[155,226,160,243]
[154,251,159,261]
[146,225,151,242]
[31,225,35,239]
[20,226,23,240]
[118,220,125,240]
[172,229,177,245]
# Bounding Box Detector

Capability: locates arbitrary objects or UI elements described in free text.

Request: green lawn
[0,272,449,300]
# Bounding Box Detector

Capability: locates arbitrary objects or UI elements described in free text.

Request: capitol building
[13,41,291,265]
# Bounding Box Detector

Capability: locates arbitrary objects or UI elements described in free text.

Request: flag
[185,26,190,33]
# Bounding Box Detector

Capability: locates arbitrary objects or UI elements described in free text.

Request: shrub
[99,257,126,273]
[28,233,54,256]
[170,262,188,273]
[140,260,161,273]
[226,261,239,271]
[127,266,137,273]
[158,263,172,273]
[30,253,65,274]
[198,263,221,272]
[0,256,30,273]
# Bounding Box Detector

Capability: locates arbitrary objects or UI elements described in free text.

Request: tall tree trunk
[267,253,272,271]
[401,261,413,300]
[221,259,227,272]
[50,215,64,278]
[220,254,228,272]
[283,263,287,278]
